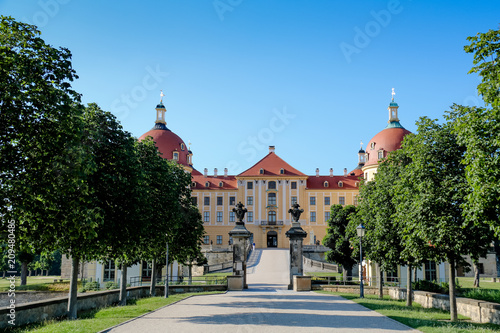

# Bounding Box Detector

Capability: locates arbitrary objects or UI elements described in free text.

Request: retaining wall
[0,284,226,329]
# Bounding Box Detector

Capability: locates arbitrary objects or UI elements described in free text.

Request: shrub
[82,281,101,291]
[412,280,447,294]
[461,289,500,304]
[105,281,119,290]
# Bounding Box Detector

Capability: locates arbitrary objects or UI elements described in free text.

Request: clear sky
[2,1,499,175]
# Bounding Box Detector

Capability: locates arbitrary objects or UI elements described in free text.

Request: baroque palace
[62,92,498,285]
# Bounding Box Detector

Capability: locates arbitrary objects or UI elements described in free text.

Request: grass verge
[6,291,223,333]
[318,291,500,333]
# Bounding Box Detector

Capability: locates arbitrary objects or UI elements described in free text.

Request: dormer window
[323,181,329,188]
[173,152,179,161]
[219,181,223,187]
[259,168,264,174]
[378,150,384,159]
[191,182,196,188]
[280,168,284,174]
[205,182,210,188]
[180,143,185,151]
[355,181,360,187]
[338,181,343,187]
[370,142,376,150]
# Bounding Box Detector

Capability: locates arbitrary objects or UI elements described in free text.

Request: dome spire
[388,88,400,124]
[153,90,168,130]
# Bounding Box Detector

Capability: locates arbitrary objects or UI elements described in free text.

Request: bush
[105,281,119,290]
[413,280,447,294]
[461,289,500,304]
[82,281,101,291]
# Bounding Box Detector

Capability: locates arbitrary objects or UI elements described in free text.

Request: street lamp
[165,234,169,298]
[356,224,365,298]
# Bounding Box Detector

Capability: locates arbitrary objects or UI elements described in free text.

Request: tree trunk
[46,269,49,277]
[449,259,458,321]
[473,260,480,288]
[406,263,412,307]
[378,264,383,299]
[150,260,156,297]
[342,267,347,282]
[67,256,79,320]
[119,264,128,306]
[188,264,193,285]
[29,269,32,277]
[20,262,28,286]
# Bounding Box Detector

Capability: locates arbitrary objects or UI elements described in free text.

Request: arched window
[205,182,210,188]
[268,211,276,222]
[259,168,264,174]
[268,193,276,205]
[323,181,329,187]
[173,152,179,161]
[268,181,276,189]
[280,168,285,174]
[180,143,185,151]
[219,182,223,187]
[338,181,343,187]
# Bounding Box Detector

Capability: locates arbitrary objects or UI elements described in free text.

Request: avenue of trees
[323,27,500,321]
[0,16,205,319]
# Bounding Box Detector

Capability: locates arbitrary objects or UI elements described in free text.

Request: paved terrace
[104,249,420,332]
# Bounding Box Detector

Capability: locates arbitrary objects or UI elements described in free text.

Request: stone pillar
[286,203,307,290]
[228,202,251,289]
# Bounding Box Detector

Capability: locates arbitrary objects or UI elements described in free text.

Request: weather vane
[360,140,363,149]
[160,90,165,102]
[391,88,395,101]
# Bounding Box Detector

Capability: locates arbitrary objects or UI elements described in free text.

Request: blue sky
[2,1,499,175]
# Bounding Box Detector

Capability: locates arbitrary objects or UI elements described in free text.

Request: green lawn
[320,291,500,333]
[8,292,223,333]
[0,276,72,292]
[457,277,500,290]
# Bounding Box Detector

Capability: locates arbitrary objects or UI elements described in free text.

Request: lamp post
[165,234,169,298]
[356,224,365,298]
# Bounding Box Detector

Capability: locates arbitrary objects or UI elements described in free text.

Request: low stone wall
[314,284,390,295]
[0,284,226,329]
[0,291,67,307]
[388,287,500,325]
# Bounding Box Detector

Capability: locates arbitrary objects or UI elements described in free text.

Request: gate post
[286,203,307,290]
[229,202,251,289]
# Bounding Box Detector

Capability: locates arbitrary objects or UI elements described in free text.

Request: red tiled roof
[138,128,190,167]
[238,152,306,177]
[365,127,411,166]
[306,175,360,190]
[191,174,238,190]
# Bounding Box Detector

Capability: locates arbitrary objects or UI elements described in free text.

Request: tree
[323,205,357,282]
[446,28,500,235]
[394,117,493,321]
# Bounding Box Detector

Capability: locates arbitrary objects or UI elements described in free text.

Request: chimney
[315,168,319,177]
[343,168,347,177]
[269,146,275,153]
[204,168,208,177]
[330,168,333,177]
[224,168,228,177]
[214,168,218,178]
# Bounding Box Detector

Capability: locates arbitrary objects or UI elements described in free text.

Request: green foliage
[461,289,500,304]
[80,281,101,292]
[322,205,357,271]
[105,281,119,290]
[412,280,449,294]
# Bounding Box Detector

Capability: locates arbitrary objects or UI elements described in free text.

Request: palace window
[103,260,115,281]
[217,212,223,222]
[268,211,277,222]
[291,196,297,205]
[173,152,179,161]
[191,182,196,188]
[268,193,276,205]
[259,168,264,174]
[229,196,236,205]
[141,261,152,279]
[203,212,210,222]
[310,212,316,222]
[204,197,210,206]
[229,211,235,222]
[247,211,253,222]
[268,181,276,189]
[378,150,384,159]
[324,211,330,222]
[247,181,253,190]
[338,181,343,187]
[310,196,316,205]
[324,197,330,205]
[371,142,376,149]
[180,143,185,151]
[280,168,285,174]
[217,196,223,205]
[323,181,329,187]
[247,196,253,206]
[203,235,209,244]
[191,197,197,206]
[425,261,437,281]
[339,196,345,205]
[291,181,297,189]
[205,182,210,188]
[216,235,223,245]
[219,182,223,187]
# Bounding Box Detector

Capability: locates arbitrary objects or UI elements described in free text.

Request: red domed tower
[138,92,194,173]
[362,90,411,181]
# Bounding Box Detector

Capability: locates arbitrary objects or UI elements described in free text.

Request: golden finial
[160,90,165,103]
[391,88,395,101]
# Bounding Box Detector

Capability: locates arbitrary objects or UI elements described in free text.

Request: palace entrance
[267,231,277,248]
